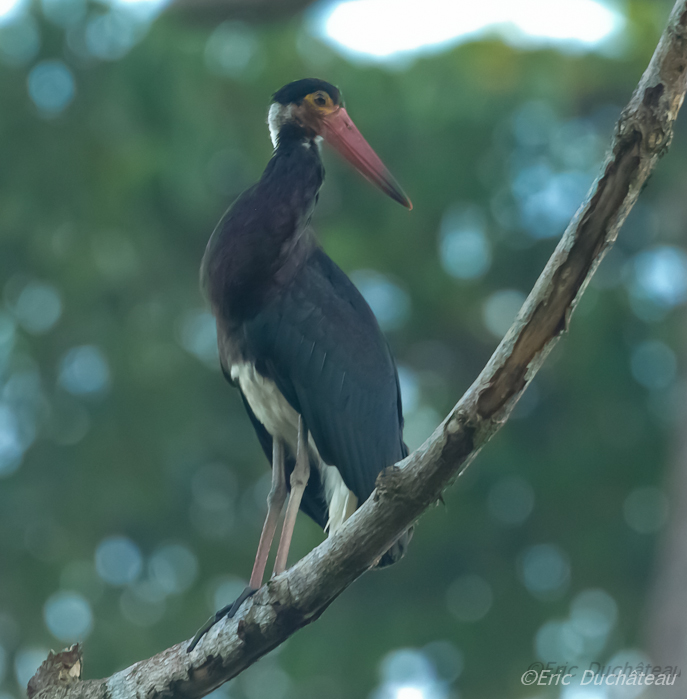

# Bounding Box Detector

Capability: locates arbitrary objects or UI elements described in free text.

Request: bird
[188,78,412,651]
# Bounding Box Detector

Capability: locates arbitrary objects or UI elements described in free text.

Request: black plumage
[204,119,407,534]
[189,78,412,650]
[272,78,340,106]
[191,81,412,648]
[239,247,409,527]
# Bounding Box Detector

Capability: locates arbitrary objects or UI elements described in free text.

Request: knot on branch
[374,464,406,503]
[639,84,672,155]
[644,82,665,109]
[442,412,477,469]
[27,645,82,699]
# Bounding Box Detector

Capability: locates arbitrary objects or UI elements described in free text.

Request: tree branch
[30,2,687,698]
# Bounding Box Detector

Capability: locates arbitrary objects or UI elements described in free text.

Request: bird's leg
[249,438,288,588]
[273,416,310,575]
[187,438,287,652]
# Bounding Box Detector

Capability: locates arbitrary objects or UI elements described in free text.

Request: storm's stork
[189,79,412,650]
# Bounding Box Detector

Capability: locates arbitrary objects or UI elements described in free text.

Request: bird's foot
[187,586,258,652]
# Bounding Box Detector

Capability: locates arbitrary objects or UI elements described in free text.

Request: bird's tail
[376,527,413,568]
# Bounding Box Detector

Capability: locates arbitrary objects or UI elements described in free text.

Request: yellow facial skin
[303,90,339,115]
[295,91,340,134]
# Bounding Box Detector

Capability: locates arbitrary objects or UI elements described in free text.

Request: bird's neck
[261,124,324,217]
[202,125,325,323]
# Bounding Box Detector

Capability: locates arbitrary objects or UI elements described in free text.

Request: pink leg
[187,438,287,652]
[249,438,287,588]
[273,416,310,575]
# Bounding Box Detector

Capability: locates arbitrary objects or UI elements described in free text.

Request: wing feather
[243,248,405,503]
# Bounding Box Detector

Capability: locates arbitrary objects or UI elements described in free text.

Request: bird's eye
[313,93,327,107]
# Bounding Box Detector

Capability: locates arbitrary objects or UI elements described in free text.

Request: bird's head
[268,78,412,210]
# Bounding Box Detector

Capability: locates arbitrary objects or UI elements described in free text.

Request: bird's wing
[243,248,406,502]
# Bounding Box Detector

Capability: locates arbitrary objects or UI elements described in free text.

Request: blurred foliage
[1,1,686,698]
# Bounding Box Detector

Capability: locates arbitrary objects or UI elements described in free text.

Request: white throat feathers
[267,102,292,149]
[267,102,323,150]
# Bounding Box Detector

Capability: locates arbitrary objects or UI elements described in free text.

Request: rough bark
[29,2,687,698]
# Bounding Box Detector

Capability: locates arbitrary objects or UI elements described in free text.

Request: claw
[186,586,258,652]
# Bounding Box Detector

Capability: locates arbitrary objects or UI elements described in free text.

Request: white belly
[231,362,357,532]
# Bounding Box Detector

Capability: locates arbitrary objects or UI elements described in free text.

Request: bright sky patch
[321,0,624,60]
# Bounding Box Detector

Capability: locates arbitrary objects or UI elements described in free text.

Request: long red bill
[320,107,412,210]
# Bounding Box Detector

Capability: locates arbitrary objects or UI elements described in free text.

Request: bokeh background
[2,0,687,697]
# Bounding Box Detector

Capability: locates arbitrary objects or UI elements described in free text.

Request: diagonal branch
[29,2,687,698]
